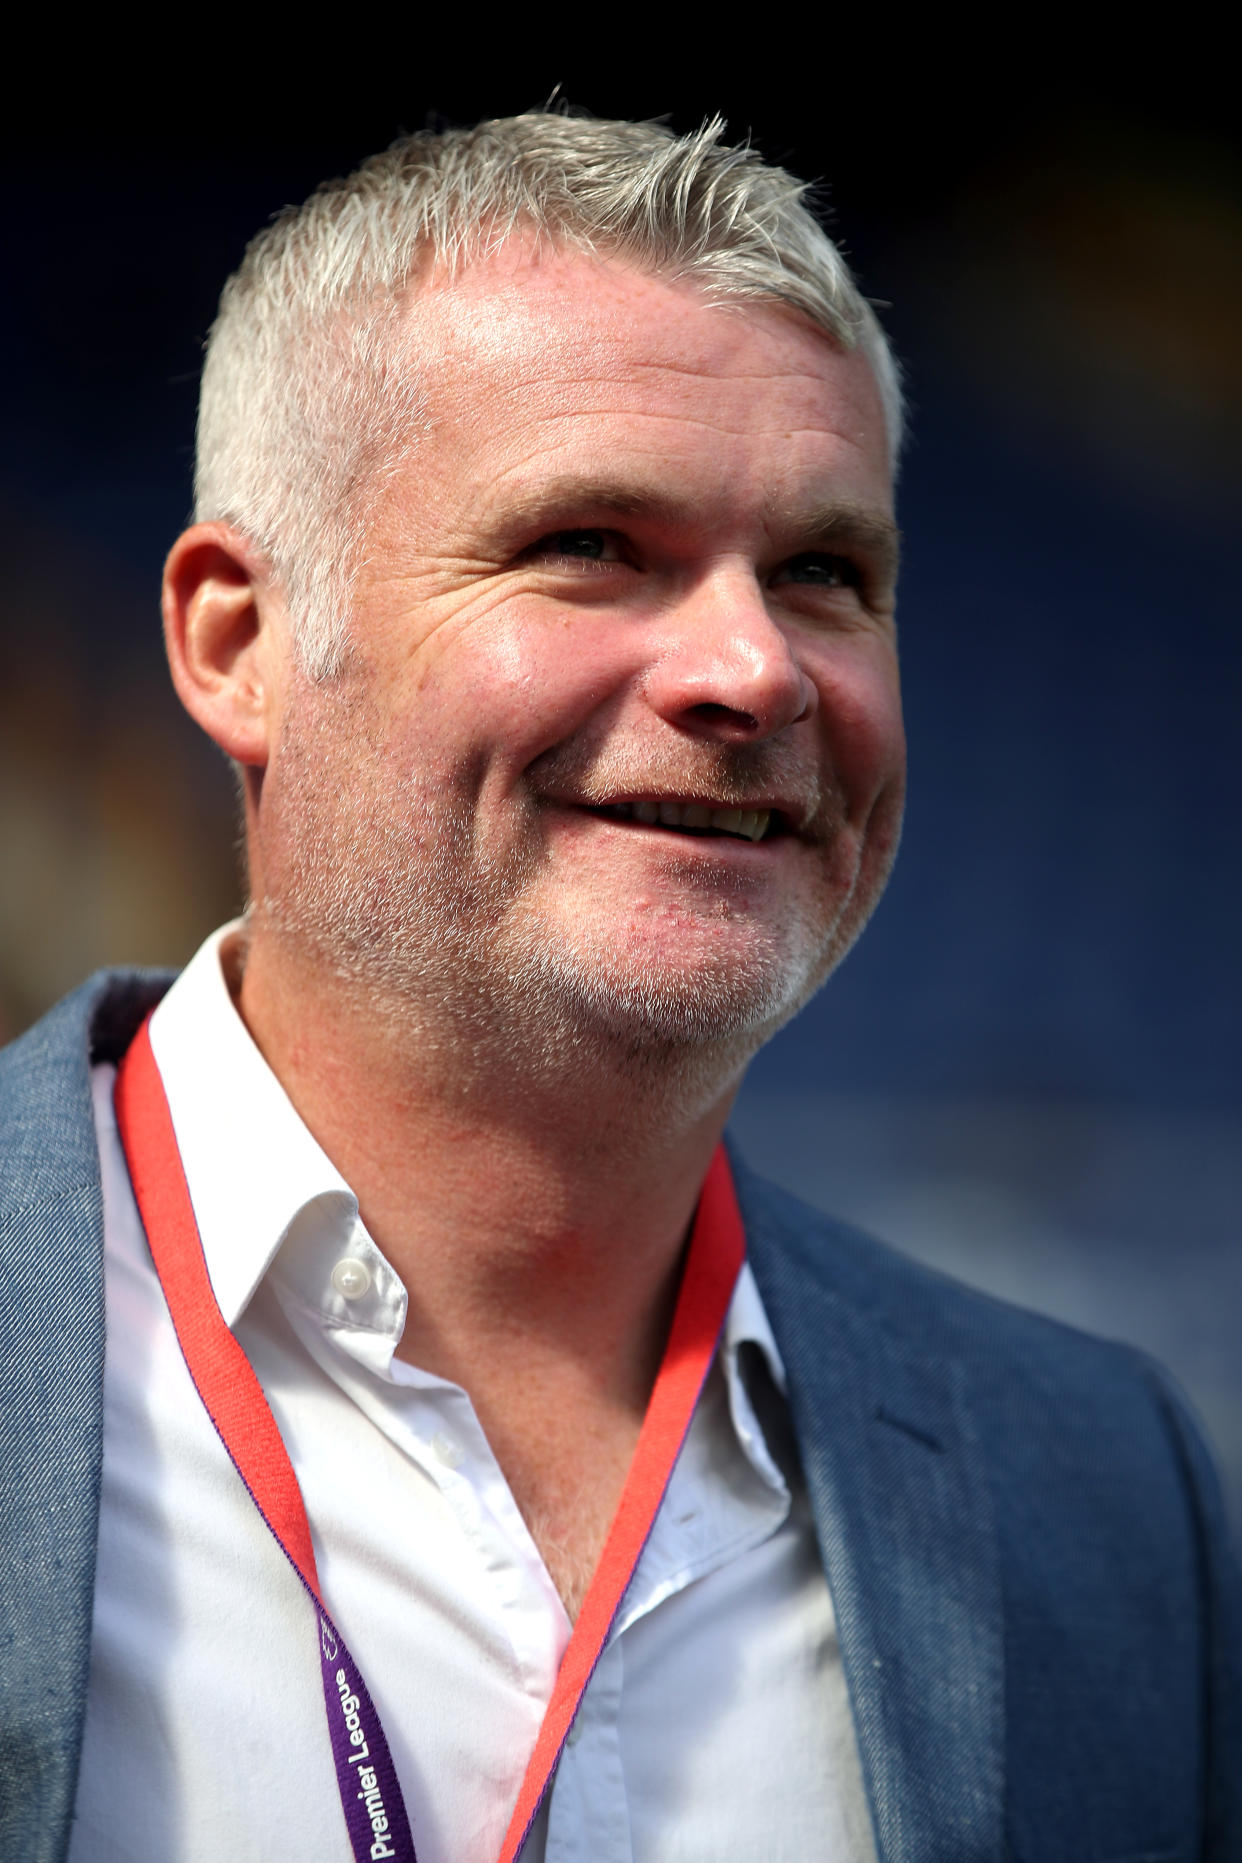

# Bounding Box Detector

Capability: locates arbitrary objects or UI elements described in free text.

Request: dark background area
[2,56,1238,1528]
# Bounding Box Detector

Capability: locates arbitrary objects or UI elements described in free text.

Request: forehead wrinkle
[480,463,895,525]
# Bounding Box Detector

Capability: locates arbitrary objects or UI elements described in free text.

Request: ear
[162,522,288,765]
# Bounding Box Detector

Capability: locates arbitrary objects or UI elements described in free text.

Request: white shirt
[71,926,876,1863]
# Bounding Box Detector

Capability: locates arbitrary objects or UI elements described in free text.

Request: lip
[542,791,812,833]
[540,796,801,855]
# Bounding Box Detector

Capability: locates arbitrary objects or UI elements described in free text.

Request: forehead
[395,243,893,519]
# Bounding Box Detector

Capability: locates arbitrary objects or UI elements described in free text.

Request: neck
[233,923,742,1413]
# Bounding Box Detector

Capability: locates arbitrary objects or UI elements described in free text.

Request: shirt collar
[723,1256,787,1397]
[147,923,789,1436]
[147,921,358,1328]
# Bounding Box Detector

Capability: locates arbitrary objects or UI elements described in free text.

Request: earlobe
[162,523,282,767]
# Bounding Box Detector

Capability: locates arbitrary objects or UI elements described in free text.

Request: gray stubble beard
[252,687,887,1110]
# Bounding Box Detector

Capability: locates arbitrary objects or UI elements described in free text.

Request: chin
[501,920,833,1057]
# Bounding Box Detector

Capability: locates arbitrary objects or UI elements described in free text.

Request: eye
[527,528,625,569]
[776,552,863,590]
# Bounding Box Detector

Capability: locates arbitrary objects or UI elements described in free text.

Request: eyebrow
[492,476,901,580]
[791,503,902,581]
[495,477,689,533]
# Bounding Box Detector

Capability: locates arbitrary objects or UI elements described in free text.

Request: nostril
[685,702,760,732]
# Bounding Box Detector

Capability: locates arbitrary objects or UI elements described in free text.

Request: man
[1,111,1238,1863]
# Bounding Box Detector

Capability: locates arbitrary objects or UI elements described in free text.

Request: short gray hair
[195,110,904,677]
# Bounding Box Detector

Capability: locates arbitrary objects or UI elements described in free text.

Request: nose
[642,567,817,743]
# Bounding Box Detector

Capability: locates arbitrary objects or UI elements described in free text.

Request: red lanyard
[115,1015,745,1863]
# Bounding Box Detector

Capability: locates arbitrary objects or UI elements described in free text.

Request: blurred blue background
[1,62,1237,1534]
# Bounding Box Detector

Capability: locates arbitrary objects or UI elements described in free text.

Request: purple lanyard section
[316,1603,417,1863]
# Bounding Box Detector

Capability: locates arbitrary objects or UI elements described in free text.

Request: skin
[163,242,904,1613]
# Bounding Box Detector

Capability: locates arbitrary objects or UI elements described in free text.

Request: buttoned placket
[267,1199,570,1699]
[542,1353,791,1860]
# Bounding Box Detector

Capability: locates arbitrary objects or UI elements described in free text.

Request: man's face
[259,244,904,1062]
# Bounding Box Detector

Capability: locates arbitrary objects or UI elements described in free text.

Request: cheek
[408,605,641,766]
[814,647,905,814]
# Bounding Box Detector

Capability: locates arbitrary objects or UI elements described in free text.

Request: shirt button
[331,1258,372,1301]
[430,1431,464,1470]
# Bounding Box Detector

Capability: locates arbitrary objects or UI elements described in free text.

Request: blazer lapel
[740,1166,1005,1863]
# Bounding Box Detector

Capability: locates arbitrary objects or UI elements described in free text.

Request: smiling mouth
[586,799,776,843]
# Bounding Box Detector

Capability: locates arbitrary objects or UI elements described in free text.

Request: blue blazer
[1,971,1239,1863]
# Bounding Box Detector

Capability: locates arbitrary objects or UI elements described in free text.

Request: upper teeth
[605,800,772,842]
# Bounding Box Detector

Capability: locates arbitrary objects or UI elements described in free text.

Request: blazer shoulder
[733,1147,1240,1547]
[735,1149,1241,1599]
[0,967,175,1209]
[0,968,175,1855]
[734,1148,1172,1397]
[0,966,177,1863]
